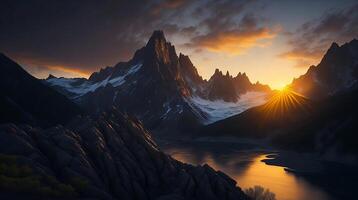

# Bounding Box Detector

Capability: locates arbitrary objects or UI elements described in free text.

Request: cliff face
[0,108,248,200]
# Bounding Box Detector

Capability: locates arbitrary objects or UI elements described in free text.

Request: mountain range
[45,31,271,133]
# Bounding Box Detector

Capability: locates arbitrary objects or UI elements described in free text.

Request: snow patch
[188,92,268,124]
[109,63,142,87]
[47,63,142,99]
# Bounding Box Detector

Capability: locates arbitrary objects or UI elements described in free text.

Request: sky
[1,0,357,89]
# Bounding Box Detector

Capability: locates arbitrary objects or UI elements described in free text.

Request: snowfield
[47,63,142,98]
[187,92,268,124]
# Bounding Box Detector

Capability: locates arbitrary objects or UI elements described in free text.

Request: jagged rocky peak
[213,68,223,76]
[145,30,177,65]
[330,42,339,49]
[178,53,204,84]
[225,70,231,77]
[46,74,57,80]
[88,66,114,82]
[207,68,238,102]
[235,72,248,79]
[232,72,252,93]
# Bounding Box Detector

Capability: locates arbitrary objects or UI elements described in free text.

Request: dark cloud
[280,4,358,67]
[150,0,187,16]
[0,0,158,76]
[0,0,276,77]
[0,0,193,76]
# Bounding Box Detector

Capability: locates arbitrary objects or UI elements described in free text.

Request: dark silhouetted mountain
[206,69,238,102]
[233,72,271,94]
[233,72,252,94]
[45,30,271,132]
[0,108,249,200]
[291,39,358,99]
[0,53,82,127]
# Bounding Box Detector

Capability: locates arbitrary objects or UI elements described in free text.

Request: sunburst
[261,86,310,120]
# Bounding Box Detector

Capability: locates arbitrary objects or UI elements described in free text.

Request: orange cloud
[278,50,322,68]
[12,56,92,78]
[190,28,277,55]
[22,64,91,79]
[46,65,90,77]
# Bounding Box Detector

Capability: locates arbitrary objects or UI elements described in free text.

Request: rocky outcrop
[0,108,249,200]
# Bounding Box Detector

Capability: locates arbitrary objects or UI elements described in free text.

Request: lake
[157,137,340,200]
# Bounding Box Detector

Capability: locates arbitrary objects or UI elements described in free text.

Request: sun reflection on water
[163,144,331,200]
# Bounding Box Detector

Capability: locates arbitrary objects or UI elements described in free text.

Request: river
[157,137,348,200]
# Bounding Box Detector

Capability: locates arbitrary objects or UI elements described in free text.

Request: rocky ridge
[0,108,249,200]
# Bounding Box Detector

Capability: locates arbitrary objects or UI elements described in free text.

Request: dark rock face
[0,53,82,127]
[0,109,249,200]
[291,39,358,99]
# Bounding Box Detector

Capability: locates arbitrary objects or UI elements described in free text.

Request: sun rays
[261,87,310,119]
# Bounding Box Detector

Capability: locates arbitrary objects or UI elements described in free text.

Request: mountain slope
[291,39,358,99]
[45,31,271,132]
[201,90,313,138]
[0,53,82,127]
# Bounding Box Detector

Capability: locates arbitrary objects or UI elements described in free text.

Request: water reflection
[158,139,331,200]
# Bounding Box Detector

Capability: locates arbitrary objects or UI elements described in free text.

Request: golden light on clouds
[23,64,90,79]
[13,55,92,78]
[195,28,277,55]
[278,50,322,68]
[46,65,90,77]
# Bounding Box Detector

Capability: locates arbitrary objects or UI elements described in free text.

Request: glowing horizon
[2,1,356,90]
